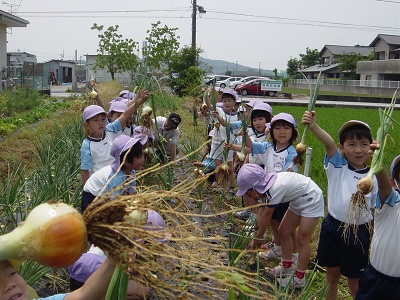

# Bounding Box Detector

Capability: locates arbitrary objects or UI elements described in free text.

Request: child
[230,102,272,219]
[81,133,148,212]
[80,92,146,185]
[0,257,124,300]
[193,130,216,183]
[236,163,324,288]
[206,89,239,197]
[356,152,400,299]
[302,112,377,299]
[230,112,300,265]
[110,90,150,136]
[152,113,181,162]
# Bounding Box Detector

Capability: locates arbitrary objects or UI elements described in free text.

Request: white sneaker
[279,275,305,289]
[259,247,282,261]
[265,264,295,277]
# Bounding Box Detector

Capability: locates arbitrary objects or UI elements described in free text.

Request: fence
[2,62,51,94]
[290,79,400,89]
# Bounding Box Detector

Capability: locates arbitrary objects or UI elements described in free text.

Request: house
[301,45,373,79]
[357,34,400,81]
[0,10,29,90]
[85,54,132,84]
[6,51,37,80]
[42,59,76,84]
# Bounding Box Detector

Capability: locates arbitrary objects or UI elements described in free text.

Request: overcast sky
[3,0,400,71]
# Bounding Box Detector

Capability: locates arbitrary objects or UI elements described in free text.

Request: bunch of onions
[0,201,87,268]
[343,90,399,240]
[294,71,322,165]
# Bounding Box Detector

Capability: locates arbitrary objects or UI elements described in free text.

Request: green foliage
[145,21,180,75]
[0,88,41,116]
[299,47,320,68]
[168,46,204,96]
[91,23,138,80]
[286,57,299,77]
[337,52,374,79]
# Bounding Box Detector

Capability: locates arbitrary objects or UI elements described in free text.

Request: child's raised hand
[301,111,316,128]
[236,128,244,136]
[368,140,380,157]
[193,160,202,167]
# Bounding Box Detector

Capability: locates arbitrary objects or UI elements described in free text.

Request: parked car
[215,76,243,88]
[229,76,261,89]
[235,78,276,96]
[205,75,230,86]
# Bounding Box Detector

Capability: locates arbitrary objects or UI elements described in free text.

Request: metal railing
[290,79,400,88]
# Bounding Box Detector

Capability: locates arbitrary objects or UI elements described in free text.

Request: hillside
[199,57,275,77]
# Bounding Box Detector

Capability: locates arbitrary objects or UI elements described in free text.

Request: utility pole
[191,0,197,51]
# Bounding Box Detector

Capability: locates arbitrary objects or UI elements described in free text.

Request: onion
[214,122,220,129]
[89,88,98,99]
[237,152,246,162]
[143,148,149,155]
[0,202,87,268]
[295,142,307,156]
[142,106,153,116]
[124,200,148,226]
[221,164,229,171]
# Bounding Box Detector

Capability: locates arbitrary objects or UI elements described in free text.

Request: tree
[144,22,180,75]
[286,57,299,77]
[91,23,138,80]
[168,46,204,96]
[336,52,374,79]
[273,68,278,79]
[299,47,319,68]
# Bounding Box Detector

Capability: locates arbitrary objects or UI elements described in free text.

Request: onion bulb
[89,87,98,99]
[214,122,220,129]
[141,106,153,116]
[221,163,229,172]
[357,176,374,195]
[237,152,246,162]
[143,148,149,155]
[124,200,148,226]
[295,142,307,155]
[0,202,87,268]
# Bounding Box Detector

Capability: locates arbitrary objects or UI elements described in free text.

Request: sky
[3,0,400,72]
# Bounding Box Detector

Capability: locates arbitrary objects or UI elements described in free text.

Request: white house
[0,10,29,90]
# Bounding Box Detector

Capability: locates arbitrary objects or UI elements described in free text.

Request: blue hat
[110,135,148,172]
[236,163,277,196]
[83,105,106,122]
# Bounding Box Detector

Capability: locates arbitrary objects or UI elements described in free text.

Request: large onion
[0,202,87,268]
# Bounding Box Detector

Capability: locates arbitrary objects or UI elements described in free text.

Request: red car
[235,78,276,96]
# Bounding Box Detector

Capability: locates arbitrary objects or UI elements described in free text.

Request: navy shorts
[271,202,290,222]
[356,264,400,300]
[316,214,370,278]
[81,190,96,213]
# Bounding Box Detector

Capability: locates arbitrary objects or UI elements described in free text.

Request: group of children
[3,82,400,299]
[197,86,400,298]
